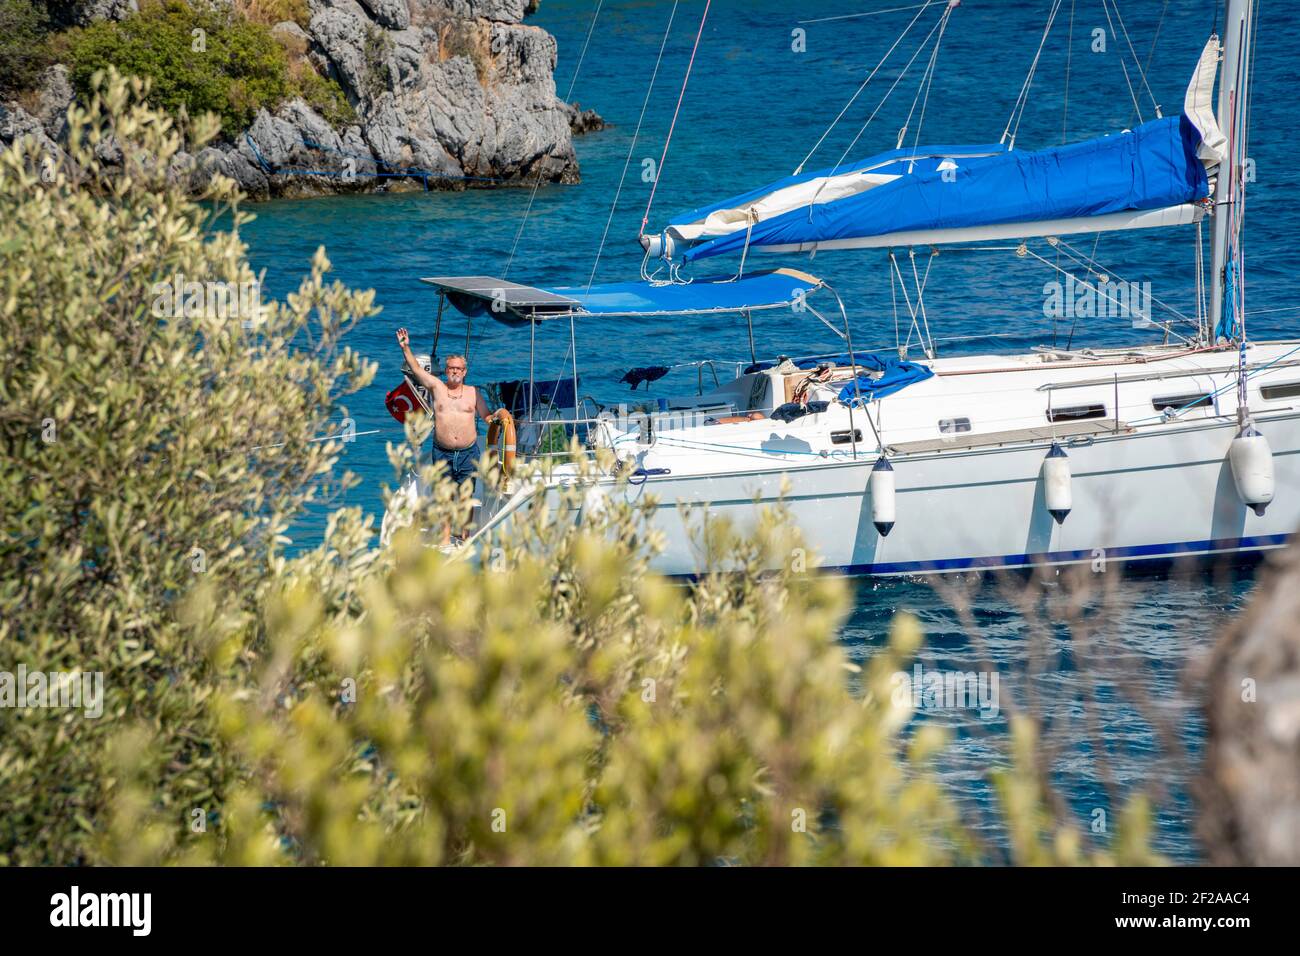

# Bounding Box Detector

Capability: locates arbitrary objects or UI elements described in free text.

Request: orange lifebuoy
[486,409,517,477]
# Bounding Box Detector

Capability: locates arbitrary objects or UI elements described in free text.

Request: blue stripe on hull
[827,533,1291,577]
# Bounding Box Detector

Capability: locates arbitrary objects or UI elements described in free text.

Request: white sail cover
[1184,35,1227,166]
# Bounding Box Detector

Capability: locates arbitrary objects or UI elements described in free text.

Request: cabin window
[939,417,972,434]
[1260,381,1300,401]
[1048,403,1106,423]
[1153,393,1212,413]
[830,429,863,445]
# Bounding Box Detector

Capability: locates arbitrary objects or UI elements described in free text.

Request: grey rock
[387,28,425,91]
[563,101,605,136]
[279,99,345,154]
[34,65,75,142]
[93,135,123,167]
[0,103,67,179]
[439,0,532,23]
[75,0,138,24]
[271,20,312,49]
[309,9,373,103]
[231,0,592,198]
[197,146,271,200]
[0,104,48,148]
[356,0,410,30]
[241,110,292,168]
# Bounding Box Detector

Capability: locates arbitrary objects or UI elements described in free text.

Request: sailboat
[388,0,1297,577]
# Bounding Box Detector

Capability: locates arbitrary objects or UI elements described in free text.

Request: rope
[587,0,678,290]
[640,0,712,236]
[890,255,901,356]
[1051,236,1196,327]
[889,252,924,356]
[793,0,938,174]
[909,248,937,358]
[242,131,509,184]
[1195,218,1206,343]
[249,428,381,452]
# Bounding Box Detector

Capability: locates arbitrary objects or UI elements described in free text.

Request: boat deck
[886,418,1131,455]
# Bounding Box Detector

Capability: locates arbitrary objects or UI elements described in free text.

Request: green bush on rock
[57,0,350,136]
[0,0,53,96]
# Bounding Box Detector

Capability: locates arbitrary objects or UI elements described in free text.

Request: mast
[1208,0,1254,342]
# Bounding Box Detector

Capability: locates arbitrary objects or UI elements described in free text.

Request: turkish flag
[385,380,426,423]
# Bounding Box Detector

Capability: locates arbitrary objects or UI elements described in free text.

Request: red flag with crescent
[385,380,425,423]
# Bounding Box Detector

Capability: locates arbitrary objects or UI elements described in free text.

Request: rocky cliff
[1,0,604,199]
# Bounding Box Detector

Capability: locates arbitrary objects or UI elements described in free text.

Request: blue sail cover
[667,143,1008,235]
[837,355,935,404]
[671,115,1211,261]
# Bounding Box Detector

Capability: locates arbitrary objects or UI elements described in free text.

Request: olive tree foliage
[106,431,1160,866]
[0,70,376,864]
[1,72,1158,867]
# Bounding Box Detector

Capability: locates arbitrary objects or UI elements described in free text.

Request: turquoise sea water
[237,0,1299,862]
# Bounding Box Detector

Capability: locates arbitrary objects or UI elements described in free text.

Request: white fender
[1229,424,1274,516]
[869,456,896,536]
[1042,443,1072,525]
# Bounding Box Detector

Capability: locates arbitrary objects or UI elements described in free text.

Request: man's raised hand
[396,327,410,348]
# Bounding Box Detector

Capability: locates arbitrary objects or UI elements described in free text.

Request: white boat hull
[597,412,1298,576]
[455,342,1300,578]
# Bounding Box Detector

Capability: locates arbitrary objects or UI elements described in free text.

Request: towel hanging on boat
[837,356,934,405]
[620,366,670,390]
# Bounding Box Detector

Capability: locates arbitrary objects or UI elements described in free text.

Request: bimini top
[645,39,1226,261]
[421,268,823,327]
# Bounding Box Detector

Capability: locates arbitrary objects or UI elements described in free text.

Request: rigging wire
[1097,0,1143,122]
[586,1,679,291]
[499,0,605,433]
[898,0,956,164]
[798,3,935,24]
[1051,235,1197,326]
[793,0,938,174]
[1065,231,1103,350]
[1002,0,1065,148]
[1143,0,1171,77]
[1061,0,1075,145]
[811,9,948,210]
[640,0,712,237]
[1237,0,1259,342]
[504,0,606,280]
[1021,246,1195,345]
[1105,0,1162,118]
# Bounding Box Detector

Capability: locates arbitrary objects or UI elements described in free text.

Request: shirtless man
[396,328,501,496]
